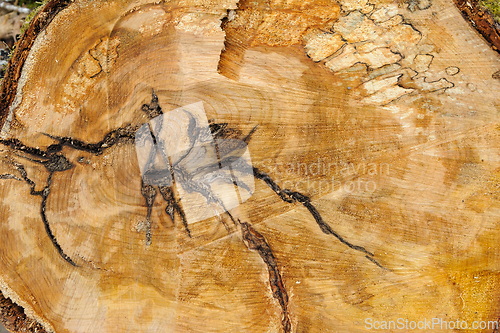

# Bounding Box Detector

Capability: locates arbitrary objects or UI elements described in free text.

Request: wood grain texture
[0,0,500,332]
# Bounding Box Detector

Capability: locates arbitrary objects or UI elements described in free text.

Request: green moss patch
[19,0,48,36]
[17,0,42,9]
[479,0,500,23]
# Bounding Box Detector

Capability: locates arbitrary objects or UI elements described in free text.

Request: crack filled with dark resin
[240,221,292,333]
[0,124,139,266]
[139,91,194,239]
[0,92,387,333]
[3,156,77,266]
[252,168,378,259]
[0,94,385,268]
[220,206,291,333]
[138,93,384,332]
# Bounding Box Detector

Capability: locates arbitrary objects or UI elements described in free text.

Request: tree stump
[0,0,500,332]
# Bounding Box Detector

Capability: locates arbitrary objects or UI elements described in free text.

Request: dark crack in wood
[158,185,191,237]
[12,162,77,266]
[0,127,137,266]
[0,173,21,181]
[252,167,386,268]
[140,181,157,245]
[0,137,78,266]
[240,221,291,333]
[141,90,163,119]
[42,125,138,156]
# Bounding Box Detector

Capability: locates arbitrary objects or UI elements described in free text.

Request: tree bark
[0,0,500,332]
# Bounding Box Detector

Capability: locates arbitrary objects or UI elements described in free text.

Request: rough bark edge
[454,0,500,53]
[0,1,72,331]
[0,290,47,333]
[0,0,72,130]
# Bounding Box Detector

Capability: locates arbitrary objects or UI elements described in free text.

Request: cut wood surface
[0,0,500,332]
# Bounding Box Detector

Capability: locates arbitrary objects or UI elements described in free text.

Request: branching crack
[0,92,386,318]
[135,92,385,331]
[158,185,191,237]
[141,90,163,119]
[140,181,157,246]
[0,139,78,265]
[0,123,138,266]
[252,167,386,268]
[9,161,77,266]
[42,125,138,156]
[139,92,194,239]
